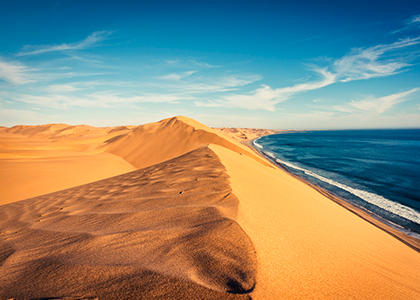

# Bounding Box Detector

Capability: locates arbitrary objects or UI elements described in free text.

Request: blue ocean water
[254,129,420,235]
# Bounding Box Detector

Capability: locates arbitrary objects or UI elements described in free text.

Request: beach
[1,116,420,299]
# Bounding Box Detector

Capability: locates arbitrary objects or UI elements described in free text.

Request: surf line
[252,138,420,227]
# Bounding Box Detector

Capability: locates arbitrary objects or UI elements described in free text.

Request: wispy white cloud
[35,71,112,83]
[391,14,420,34]
[151,74,262,94]
[67,54,104,63]
[10,92,184,110]
[332,105,355,113]
[89,93,183,106]
[196,69,335,111]
[0,58,32,84]
[159,70,197,80]
[17,31,112,56]
[197,37,419,111]
[165,59,220,68]
[44,84,81,93]
[410,14,420,24]
[349,88,420,114]
[190,60,221,68]
[333,88,420,114]
[333,37,420,82]
[166,60,179,65]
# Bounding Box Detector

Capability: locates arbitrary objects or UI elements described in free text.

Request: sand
[1,116,420,299]
[0,124,136,205]
[213,127,289,142]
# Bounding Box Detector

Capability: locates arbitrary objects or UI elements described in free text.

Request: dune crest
[106,116,271,169]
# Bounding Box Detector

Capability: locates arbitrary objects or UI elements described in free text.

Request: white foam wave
[263,151,275,158]
[273,158,420,225]
[253,139,263,149]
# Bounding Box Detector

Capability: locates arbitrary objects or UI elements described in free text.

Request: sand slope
[211,144,420,299]
[0,147,256,299]
[0,124,136,204]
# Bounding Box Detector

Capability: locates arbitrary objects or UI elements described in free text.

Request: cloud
[44,84,80,93]
[190,60,221,68]
[391,14,420,34]
[165,59,221,68]
[333,37,420,82]
[89,93,183,106]
[17,31,112,56]
[11,92,184,109]
[349,88,420,114]
[197,37,419,111]
[151,74,262,94]
[0,107,48,126]
[332,105,355,113]
[333,88,420,114]
[0,58,31,84]
[410,15,420,24]
[197,69,335,111]
[159,71,197,80]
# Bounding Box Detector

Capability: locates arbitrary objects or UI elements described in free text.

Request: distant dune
[213,127,289,142]
[0,123,136,204]
[1,116,420,299]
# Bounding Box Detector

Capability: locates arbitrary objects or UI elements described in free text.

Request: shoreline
[247,137,420,253]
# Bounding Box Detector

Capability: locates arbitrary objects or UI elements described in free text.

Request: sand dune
[0,124,136,204]
[213,127,288,142]
[0,153,135,205]
[105,116,271,169]
[1,116,420,299]
[0,147,256,299]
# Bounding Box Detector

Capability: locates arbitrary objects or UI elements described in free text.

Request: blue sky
[1,0,420,129]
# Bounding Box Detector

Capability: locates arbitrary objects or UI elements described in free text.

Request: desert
[1,116,420,299]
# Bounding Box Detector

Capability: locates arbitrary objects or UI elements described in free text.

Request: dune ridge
[0,146,256,299]
[105,116,271,169]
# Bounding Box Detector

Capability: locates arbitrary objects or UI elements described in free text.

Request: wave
[253,139,263,149]
[263,151,275,158]
[270,155,420,225]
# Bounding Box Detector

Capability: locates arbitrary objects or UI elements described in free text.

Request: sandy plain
[0,116,420,299]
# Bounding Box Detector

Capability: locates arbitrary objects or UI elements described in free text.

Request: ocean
[254,129,420,236]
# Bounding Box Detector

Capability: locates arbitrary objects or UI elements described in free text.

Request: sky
[1,0,420,129]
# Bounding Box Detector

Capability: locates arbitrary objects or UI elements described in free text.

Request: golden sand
[1,116,420,299]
